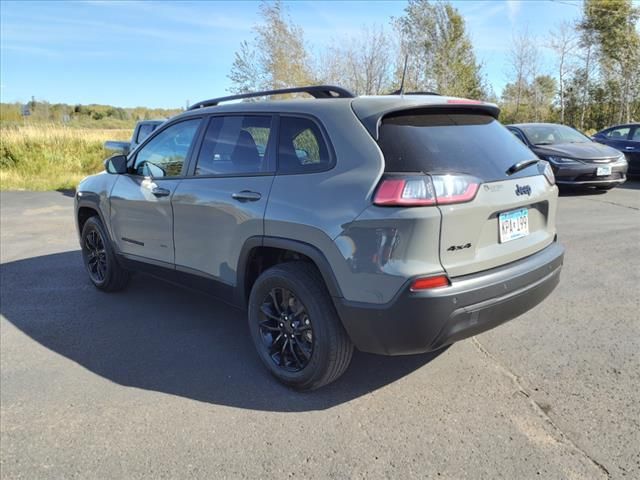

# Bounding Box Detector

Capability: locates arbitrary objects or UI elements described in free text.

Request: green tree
[500,75,556,125]
[229,41,262,94]
[547,21,579,124]
[531,75,557,122]
[393,0,486,98]
[504,29,540,121]
[579,0,640,123]
[228,0,312,94]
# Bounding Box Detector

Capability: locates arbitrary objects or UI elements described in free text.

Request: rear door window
[605,127,631,139]
[378,111,538,181]
[195,115,274,176]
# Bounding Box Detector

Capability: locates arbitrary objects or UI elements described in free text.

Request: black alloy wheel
[80,216,130,292]
[259,287,314,372]
[84,228,108,283]
[248,261,353,390]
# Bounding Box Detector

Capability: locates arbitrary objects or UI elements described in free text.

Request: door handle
[624,146,633,150]
[231,190,262,202]
[151,187,171,197]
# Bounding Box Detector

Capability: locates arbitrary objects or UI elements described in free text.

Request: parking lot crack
[471,338,611,478]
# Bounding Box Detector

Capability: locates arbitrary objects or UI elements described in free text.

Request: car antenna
[399,54,409,96]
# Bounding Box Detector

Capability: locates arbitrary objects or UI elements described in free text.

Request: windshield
[519,124,591,145]
[378,111,539,182]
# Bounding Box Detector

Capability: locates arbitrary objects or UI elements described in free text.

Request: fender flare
[236,236,344,306]
[76,194,115,245]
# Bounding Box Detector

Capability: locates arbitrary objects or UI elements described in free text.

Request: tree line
[0,101,182,128]
[229,0,640,132]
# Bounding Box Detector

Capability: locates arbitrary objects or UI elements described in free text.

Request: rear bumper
[336,241,564,355]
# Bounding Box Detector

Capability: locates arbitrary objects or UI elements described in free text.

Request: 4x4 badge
[447,243,471,252]
[515,184,532,196]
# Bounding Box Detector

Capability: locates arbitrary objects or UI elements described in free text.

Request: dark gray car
[508,123,628,189]
[104,119,165,155]
[75,86,564,390]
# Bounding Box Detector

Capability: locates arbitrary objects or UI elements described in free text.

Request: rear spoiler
[352,97,500,140]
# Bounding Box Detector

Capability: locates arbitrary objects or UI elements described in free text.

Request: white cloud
[506,0,522,24]
[462,1,507,23]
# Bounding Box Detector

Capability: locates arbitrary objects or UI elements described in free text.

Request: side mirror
[104,154,128,174]
[104,140,130,155]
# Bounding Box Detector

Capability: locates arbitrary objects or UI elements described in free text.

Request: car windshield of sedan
[520,125,591,146]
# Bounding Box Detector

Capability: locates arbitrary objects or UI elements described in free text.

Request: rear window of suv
[378,111,538,181]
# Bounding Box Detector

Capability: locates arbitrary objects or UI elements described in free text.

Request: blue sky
[0,0,604,108]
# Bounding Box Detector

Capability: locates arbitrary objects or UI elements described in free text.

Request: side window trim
[184,113,277,178]
[509,128,527,145]
[624,126,636,141]
[136,124,157,144]
[183,117,209,177]
[276,114,336,175]
[128,116,204,179]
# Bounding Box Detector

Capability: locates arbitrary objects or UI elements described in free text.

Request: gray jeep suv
[75,85,564,390]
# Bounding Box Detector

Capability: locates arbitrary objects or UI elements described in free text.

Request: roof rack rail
[388,90,441,96]
[188,85,355,110]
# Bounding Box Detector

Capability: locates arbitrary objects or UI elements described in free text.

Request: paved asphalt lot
[1,184,638,479]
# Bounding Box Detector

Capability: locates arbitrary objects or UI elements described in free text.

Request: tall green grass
[0,125,129,191]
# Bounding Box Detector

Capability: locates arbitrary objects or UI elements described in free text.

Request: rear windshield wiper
[506,159,539,176]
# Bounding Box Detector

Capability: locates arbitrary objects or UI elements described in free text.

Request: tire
[81,216,130,292]
[248,261,353,391]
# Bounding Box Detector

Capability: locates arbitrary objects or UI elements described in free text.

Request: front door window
[134,119,201,177]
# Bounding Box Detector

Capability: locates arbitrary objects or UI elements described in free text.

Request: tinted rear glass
[378,112,538,181]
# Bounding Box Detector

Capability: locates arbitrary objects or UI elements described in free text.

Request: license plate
[499,208,529,243]
[596,165,612,176]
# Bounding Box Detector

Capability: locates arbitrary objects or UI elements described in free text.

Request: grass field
[0,125,130,191]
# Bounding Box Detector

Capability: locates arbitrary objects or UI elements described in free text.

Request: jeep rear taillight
[373,176,437,206]
[373,174,479,207]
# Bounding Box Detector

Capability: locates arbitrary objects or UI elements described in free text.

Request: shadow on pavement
[56,188,76,198]
[558,186,609,197]
[617,179,640,190]
[0,251,444,411]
